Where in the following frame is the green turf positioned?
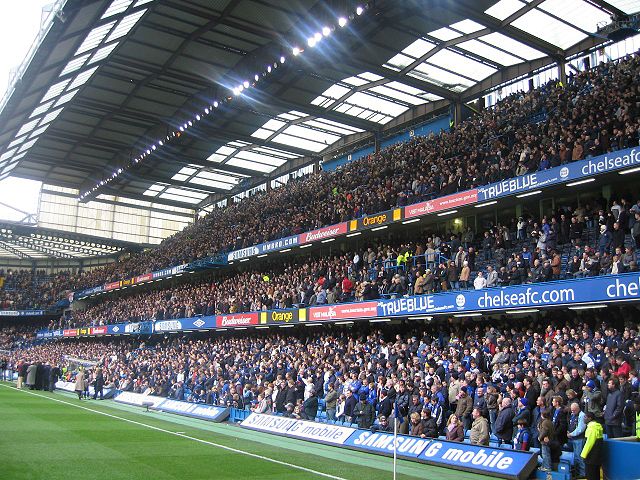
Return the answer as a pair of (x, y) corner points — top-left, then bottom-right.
(0, 383), (496, 480)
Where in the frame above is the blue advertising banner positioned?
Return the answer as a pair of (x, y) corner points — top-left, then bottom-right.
(227, 235), (299, 262)
(344, 430), (432, 456)
(152, 264), (187, 280)
(418, 439), (537, 479)
(154, 315), (217, 332)
(0, 310), (45, 317)
(478, 147), (640, 201)
(376, 272), (640, 317)
(241, 413), (536, 480)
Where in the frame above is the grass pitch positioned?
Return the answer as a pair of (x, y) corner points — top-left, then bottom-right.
(0, 384), (495, 480)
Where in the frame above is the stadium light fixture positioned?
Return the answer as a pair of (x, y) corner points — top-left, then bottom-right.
(437, 210), (458, 216)
(453, 313), (482, 317)
(243, 80), (249, 88)
(255, 326), (269, 329)
(370, 318), (391, 323)
(335, 321), (354, 325)
(213, 101), (219, 108)
(568, 304), (607, 310)
(506, 309), (539, 315)
(279, 324), (295, 328)
(566, 178), (594, 187)
(516, 190), (542, 198)
(619, 166), (640, 175)
(322, 26), (331, 36)
(356, 6), (364, 15)
(307, 37), (317, 47)
(299, 244), (312, 249)
(371, 225), (388, 231)
(338, 17), (348, 27)
(292, 46), (301, 56)
(239, 258), (250, 262)
(280, 248), (292, 253)
(257, 254), (268, 258)
(305, 323), (322, 327)
(321, 238), (335, 243)
(402, 218), (420, 224)
(474, 201), (497, 208)
(280, 56), (286, 64)
(346, 232), (361, 237)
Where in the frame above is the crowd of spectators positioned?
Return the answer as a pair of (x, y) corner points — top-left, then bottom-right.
(42, 192), (638, 330)
(0, 269), (73, 310)
(1, 53), (635, 304)
(6, 310), (640, 475)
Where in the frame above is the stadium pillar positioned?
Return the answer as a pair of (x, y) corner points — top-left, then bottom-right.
(374, 132), (381, 154)
(557, 60), (567, 87)
(453, 101), (462, 127)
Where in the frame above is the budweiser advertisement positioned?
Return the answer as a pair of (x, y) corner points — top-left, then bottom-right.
(404, 189), (478, 219)
(298, 222), (348, 244)
(104, 281), (121, 291)
(135, 273), (153, 283)
(307, 302), (378, 321)
(216, 313), (260, 328)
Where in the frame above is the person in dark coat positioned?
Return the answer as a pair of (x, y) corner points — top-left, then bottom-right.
(35, 362), (45, 390)
(303, 388), (318, 421)
(495, 397), (515, 445)
(93, 367), (105, 400)
(343, 390), (357, 425)
(274, 380), (287, 413)
(420, 409), (438, 438)
(41, 363), (51, 391)
(353, 394), (375, 429)
(378, 389), (392, 419)
(604, 378), (624, 438)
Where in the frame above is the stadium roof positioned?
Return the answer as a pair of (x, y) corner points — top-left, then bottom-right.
(0, 220), (138, 259)
(0, 0), (637, 210)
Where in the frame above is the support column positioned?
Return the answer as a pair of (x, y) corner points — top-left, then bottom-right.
(558, 59), (567, 86)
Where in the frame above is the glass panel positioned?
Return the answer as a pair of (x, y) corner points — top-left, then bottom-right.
(450, 19), (485, 34)
(539, 0), (611, 33)
(481, 32), (546, 60)
(457, 39), (523, 65)
(429, 27), (461, 41)
(429, 49), (497, 80)
(511, 9), (587, 49)
(485, 0), (525, 20)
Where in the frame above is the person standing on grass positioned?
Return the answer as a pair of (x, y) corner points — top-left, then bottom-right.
(74, 368), (86, 400)
(93, 367), (104, 400)
(17, 360), (26, 389)
(26, 362), (36, 390)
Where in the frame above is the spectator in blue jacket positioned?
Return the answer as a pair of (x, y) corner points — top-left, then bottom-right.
(604, 378), (624, 438)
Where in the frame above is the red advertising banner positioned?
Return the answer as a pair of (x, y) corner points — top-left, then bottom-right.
(90, 326), (108, 335)
(298, 222), (348, 244)
(216, 313), (260, 328)
(404, 189), (478, 219)
(307, 302), (378, 322)
(63, 329), (78, 337)
(104, 281), (121, 291)
(135, 273), (153, 283)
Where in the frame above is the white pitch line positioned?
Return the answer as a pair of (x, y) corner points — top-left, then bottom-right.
(2, 385), (347, 480)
